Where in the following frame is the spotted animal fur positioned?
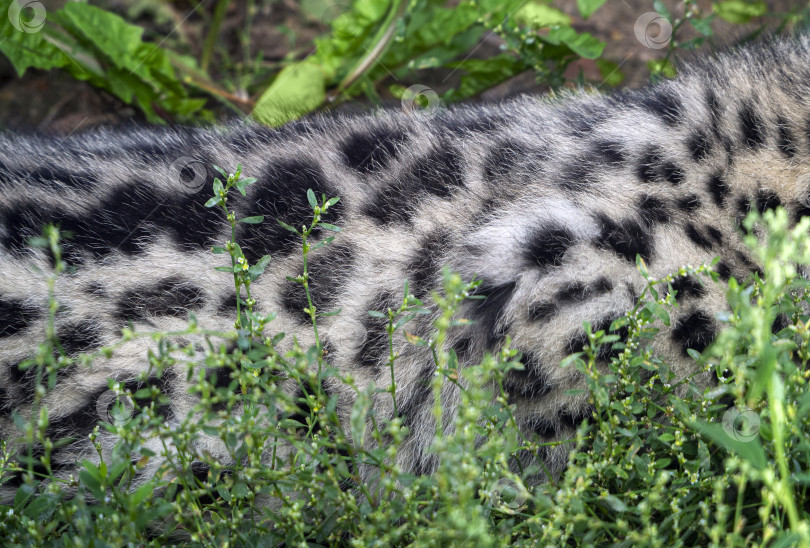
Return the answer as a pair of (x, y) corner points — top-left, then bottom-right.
(2, 37), (810, 502)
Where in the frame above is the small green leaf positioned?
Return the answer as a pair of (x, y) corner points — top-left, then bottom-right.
(217, 485), (232, 502)
(234, 179), (249, 196)
(232, 481), (249, 499)
(204, 197), (220, 208)
(307, 188), (317, 209)
(404, 332), (426, 345)
(600, 494), (627, 512)
(279, 418), (306, 429)
(277, 220), (299, 234)
(212, 246), (227, 254)
(319, 223), (341, 232)
(311, 236), (336, 251)
(350, 387), (373, 447)
(368, 311), (386, 318)
(248, 255), (271, 281)
(79, 462), (104, 500)
(130, 482), (154, 507)
(644, 302), (671, 326)
(237, 215), (265, 224)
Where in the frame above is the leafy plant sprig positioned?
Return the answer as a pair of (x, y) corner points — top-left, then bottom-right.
(206, 164), (272, 341)
(278, 189), (341, 366)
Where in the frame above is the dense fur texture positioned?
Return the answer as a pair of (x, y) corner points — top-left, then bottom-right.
(2, 37), (810, 502)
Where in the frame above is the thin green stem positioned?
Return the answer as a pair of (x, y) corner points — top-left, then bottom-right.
(201, 0), (231, 73)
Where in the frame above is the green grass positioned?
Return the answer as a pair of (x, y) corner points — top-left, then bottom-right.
(2, 166), (810, 546)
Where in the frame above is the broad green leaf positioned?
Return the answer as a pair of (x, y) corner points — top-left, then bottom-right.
(691, 420), (766, 470)
(354, 0), (390, 21)
(53, 3), (145, 70)
(595, 59), (624, 87)
(543, 27), (605, 60)
(253, 61), (326, 127)
(443, 55), (524, 102)
(577, 0), (607, 18)
(0, 13), (68, 75)
(648, 58), (676, 78)
(130, 482), (154, 507)
(22, 493), (57, 520)
(515, 3), (571, 27)
(653, 0), (671, 19)
(689, 16), (714, 36)
(714, 1), (767, 24)
(1, 0), (204, 122)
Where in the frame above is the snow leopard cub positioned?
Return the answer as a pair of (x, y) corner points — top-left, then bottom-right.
(2, 36), (810, 502)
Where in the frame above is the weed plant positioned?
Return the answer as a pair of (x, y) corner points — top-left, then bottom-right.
(1, 169), (810, 546)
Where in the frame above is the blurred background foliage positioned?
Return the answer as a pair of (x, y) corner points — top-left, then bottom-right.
(0, 0), (808, 131)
